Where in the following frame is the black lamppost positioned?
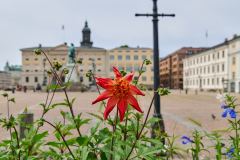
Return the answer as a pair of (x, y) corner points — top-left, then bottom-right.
(135, 0), (175, 138)
(42, 58), (47, 86)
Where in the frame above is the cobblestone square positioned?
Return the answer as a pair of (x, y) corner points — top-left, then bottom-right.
(0, 90), (234, 142)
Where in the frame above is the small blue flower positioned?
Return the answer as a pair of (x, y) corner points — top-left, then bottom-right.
(181, 136), (193, 144)
(226, 147), (234, 158)
(222, 108), (236, 119)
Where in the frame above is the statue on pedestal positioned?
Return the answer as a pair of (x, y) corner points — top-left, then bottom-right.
(68, 43), (75, 63)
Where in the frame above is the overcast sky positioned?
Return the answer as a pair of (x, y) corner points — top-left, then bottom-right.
(0, 0), (239, 69)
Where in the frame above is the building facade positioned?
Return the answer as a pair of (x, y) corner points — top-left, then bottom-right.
(160, 47), (206, 89)
(0, 71), (11, 90)
(108, 46), (154, 88)
(20, 21), (108, 88)
(4, 62), (22, 86)
(20, 22), (154, 89)
(183, 34), (240, 92)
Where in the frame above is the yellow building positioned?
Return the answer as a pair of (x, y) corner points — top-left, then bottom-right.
(20, 22), (154, 89)
(20, 22), (107, 88)
(108, 46), (153, 88)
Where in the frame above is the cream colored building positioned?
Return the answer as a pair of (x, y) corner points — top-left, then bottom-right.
(20, 22), (154, 89)
(108, 46), (154, 88)
(183, 34), (240, 92)
(20, 21), (108, 88)
(0, 71), (11, 90)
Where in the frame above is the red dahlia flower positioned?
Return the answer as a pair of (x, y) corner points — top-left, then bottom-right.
(92, 67), (145, 121)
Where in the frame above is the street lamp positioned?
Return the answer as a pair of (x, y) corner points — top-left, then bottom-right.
(135, 0), (175, 139)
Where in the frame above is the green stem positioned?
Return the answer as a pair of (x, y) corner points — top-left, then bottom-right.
(110, 109), (118, 160)
(12, 126), (21, 160)
(126, 92), (157, 160)
(43, 119), (76, 160)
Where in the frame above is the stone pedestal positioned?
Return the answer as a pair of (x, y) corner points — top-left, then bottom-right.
(65, 63), (79, 83)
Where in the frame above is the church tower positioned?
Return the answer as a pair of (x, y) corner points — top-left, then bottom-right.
(80, 21), (93, 47)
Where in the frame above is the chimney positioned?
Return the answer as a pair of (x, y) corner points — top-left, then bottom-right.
(38, 44), (42, 48)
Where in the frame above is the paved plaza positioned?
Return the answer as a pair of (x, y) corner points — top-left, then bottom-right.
(0, 90), (236, 143)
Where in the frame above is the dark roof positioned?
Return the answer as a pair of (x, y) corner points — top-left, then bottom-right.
(20, 44), (106, 52)
(110, 46), (152, 51)
(160, 47), (207, 61)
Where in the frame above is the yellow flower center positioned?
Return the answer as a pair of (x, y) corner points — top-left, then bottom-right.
(112, 78), (130, 98)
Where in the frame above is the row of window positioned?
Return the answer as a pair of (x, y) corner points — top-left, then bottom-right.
(185, 50), (225, 66)
(25, 76), (38, 83)
(110, 66), (153, 72)
(112, 50), (148, 53)
(185, 77), (225, 86)
(25, 57), (103, 62)
(110, 55), (151, 61)
(185, 63), (225, 76)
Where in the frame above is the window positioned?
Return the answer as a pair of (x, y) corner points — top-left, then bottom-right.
(232, 57), (236, 65)
(217, 78), (219, 85)
(134, 65), (139, 71)
(34, 77), (38, 82)
(80, 77), (83, 82)
(212, 65), (215, 72)
(35, 70), (38, 72)
(25, 58), (29, 61)
(222, 64), (224, 72)
(222, 51), (225, 58)
(217, 64), (219, 72)
(208, 55), (210, 61)
(134, 55), (138, 60)
(110, 55), (114, 60)
(126, 55), (130, 60)
(212, 54), (215, 60)
(217, 52), (219, 59)
(26, 70), (29, 72)
(212, 78), (214, 85)
(142, 76), (147, 81)
(26, 77), (29, 83)
(142, 55), (147, 60)
(97, 69), (101, 72)
(232, 72), (236, 80)
(118, 55), (122, 60)
(35, 58), (38, 61)
(97, 58), (101, 61)
(126, 66), (132, 72)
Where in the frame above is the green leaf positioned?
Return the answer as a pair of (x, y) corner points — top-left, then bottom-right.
(76, 136), (89, 146)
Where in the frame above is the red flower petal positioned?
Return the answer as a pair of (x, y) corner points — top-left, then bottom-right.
(92, 90), (112, 104)
(128, 95), (143, 113)
(104, 96), (119, 119)
(130, 85), (145, 96)
(124, 72), (134, 82)
(96, 77), (113, 89)
(117, 99), (128, 121)
(113, 66), (122, 78)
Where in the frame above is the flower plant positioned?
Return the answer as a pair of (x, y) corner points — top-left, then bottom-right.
(0, 48), (240, 159)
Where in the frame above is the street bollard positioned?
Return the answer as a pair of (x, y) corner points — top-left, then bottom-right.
(19, 111), (34, 139)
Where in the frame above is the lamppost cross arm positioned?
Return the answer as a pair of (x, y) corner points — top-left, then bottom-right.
(135, 13), (175, 17)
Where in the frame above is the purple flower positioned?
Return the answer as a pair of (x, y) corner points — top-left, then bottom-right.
(222, 108), (236, 119)
(220, 103), (228, 109)
(226, 147), (234, 158)
(181, 136), (193, 144)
